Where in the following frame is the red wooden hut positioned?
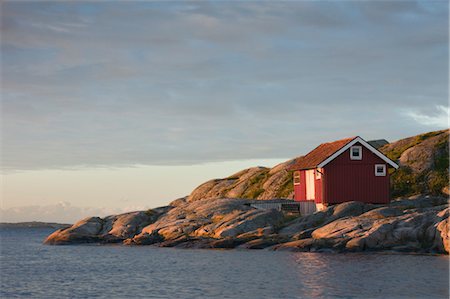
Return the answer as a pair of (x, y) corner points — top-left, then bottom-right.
(290, 136), (398, 213)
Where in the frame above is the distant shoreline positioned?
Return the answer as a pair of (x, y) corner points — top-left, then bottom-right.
(0, 221), (71, 229)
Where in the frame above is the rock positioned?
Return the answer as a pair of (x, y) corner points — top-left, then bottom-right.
(390, 196), (448, 210)
(272, 239), (316, 252)
(45, 209), (166, 245)
(291, 228), (316, 240)
(186, 160), (297, 203)
(44, 217), (103, 245)
(169, 197), (187, 207)
(239, 235), (285, 249)
(209, 237), (246, 249)
(213, 209), (283, 238)
(279, 201), (376, 238)
(311, 217), (369, 240)
(107, 211), (154, 239)
(125, 231), (163, 245)
(310, 204), (449, 253)
(158, 235), (191, 247)
(361, 207), (404, 219)
(397, 133), (446, 173)
(380, 130), (449, 197)
(236, 226), (274, 239)
(130, 198), (284, 247)
(44, 190), (449, 255)
(278, 208), (332, 236)
(331, 201), (375, 219)
(174, 238), (214, 249)
(345, 237), (365, 251)
(272, 238), (345, 252)
(436, 218), (449, 253)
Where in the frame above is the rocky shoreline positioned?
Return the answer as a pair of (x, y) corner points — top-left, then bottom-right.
(44, 196), (449, 254)
(44, 129), (449, 254)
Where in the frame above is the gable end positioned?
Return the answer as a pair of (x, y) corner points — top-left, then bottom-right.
(317, 136), (399, 169)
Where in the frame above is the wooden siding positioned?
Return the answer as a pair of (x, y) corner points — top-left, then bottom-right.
(323, 142), (391, 204)
(294, 170), (307, 201)
(295, 169), (324, 204)
(314, 170), (323, 204)
(249, 201), (300, 213)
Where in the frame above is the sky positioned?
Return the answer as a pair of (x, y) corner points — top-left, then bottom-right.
(1, 0), (448, 223)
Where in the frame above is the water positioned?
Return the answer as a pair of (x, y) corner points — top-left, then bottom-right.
(1, 228), (448, 299)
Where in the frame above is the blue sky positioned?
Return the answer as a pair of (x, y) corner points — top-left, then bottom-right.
(1, 1), (448, 222)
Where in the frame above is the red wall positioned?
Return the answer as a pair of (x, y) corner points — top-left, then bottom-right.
(294, 169), (323, 203)
(294, 170), (306, 201)
(323, 143), (391, 204)
(315, 173), (323, 204)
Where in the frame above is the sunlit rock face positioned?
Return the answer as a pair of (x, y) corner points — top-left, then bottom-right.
(44, 209), (168, 245)
(274, 197), (448, 253)
(187, 160), (299, 203)
(128, 198), (285, 245)
(44, 196), (449, 255)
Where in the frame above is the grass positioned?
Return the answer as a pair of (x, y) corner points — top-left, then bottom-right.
(383, 130), (445, 161)
(390, 136), (449, 197)
(385, 130), (449, 197)
(241, 169), (270, 199)
(276, 173), (294, 198)
(391, 166), (421, 197)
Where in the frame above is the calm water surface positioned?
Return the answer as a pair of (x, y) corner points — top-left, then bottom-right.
(1, 228), (448, 298)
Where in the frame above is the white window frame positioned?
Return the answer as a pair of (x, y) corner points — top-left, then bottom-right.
(375, 164), (386, 176)
(293, 171), (301, 185)
(350, 146), (362, 160)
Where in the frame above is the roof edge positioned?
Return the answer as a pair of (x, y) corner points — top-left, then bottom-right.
(317, 136), (399, 169)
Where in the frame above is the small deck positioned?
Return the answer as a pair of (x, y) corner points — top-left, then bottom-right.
(245, 199), (318, 215)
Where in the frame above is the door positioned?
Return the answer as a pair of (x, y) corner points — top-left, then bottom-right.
(306, 169), (315, 200)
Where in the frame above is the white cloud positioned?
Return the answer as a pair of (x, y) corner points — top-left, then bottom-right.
(404, 105), (449, 128)
(1, 1), (448, 171)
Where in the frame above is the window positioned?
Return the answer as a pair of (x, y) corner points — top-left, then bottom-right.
(375, 164), (386, 176)
(315, 168), (322, 179)
(293, 171), (301, 185)
(350, 146), (362, 160)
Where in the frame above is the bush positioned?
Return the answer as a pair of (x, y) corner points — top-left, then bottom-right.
(275, 173), (294, 198)
(242, 170), (269, 199)
(391, 166), (421, 197)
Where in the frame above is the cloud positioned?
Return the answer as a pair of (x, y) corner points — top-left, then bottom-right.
(0, 201), (150, 223)
(1, 1), (448, 171)
(404, 105), (449, 127)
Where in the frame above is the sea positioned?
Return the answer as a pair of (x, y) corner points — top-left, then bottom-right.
(0, 227), (448, 299)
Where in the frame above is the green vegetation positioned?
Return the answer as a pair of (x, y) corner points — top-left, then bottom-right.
(389, 130), (449, 197)
(383, 130), (445, 161)
(275, 173), (294, 198)
(241, 169), (270, 199)
(391, 167), (421, 197)
(391, 164), (448, 197)
(427, 171), (448, 195)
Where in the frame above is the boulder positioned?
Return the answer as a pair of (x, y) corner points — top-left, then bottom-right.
(44, 217), (103, 245)
(239, 235), (285, 249)
(272, 238), (345, 252)
(130, 198), (284, 246)
(45, 209), (166, 245)
(124, 231), (163, 245)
